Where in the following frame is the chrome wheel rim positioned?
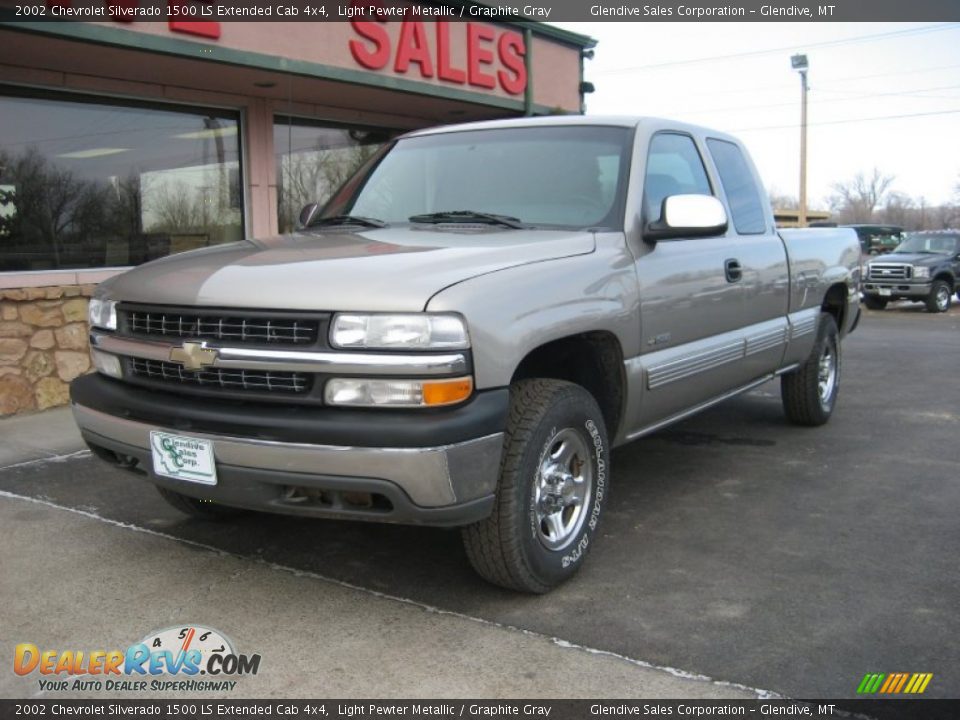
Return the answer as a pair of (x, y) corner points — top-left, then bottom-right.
(534, 428), (593, 551)
(818, 343), (837, 409)
(936, 286), (949, 311)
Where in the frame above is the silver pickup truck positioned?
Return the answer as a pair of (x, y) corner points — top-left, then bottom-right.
(71, 116), (860, 593)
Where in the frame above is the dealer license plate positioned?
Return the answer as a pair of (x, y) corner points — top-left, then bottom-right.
(150, 431), (217, 485)
(878, 288), (892, 297)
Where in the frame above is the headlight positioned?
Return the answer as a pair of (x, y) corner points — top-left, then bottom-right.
(330, 314), (469, 350)
(863, 264), (872, 279)
(88, 298), (118, 331)
(912, 266), (930, 279)
(325, 377), (473, 407)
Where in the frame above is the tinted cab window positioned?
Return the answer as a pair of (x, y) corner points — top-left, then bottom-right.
(643, 133), (712, 222)
(707, 139), (767, 234)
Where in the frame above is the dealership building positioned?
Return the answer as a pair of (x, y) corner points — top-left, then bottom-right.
(0, 16), (594, 415)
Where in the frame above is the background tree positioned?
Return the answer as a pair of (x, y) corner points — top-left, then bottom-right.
(767, 186), (798, 211)
(828, 168), (895, 224)
(0, 146), (112, 269)
(877, 191), (914, 227)
(277, 141), (381, 233)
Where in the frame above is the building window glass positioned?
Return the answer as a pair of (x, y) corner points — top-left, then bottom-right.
(274, 118), (394, 234)
(0, 91), (243, 273)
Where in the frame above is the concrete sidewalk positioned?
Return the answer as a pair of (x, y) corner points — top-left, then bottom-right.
(0, 406), (85, 467)
(1, 408), (759, 700)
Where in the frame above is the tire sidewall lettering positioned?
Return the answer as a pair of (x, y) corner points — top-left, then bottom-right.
(585, 418), (605, 532)
(525, 410), (608, 573)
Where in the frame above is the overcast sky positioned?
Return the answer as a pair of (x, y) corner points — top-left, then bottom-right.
(553, 22), (960, 210)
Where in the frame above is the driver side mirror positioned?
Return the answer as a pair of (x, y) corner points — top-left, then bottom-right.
(644, 194), (728, 243)
(299, 203), (319, 229)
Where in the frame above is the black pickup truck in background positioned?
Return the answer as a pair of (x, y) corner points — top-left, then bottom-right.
(845, 224), (904, 255)
(862, 230), (960, 313)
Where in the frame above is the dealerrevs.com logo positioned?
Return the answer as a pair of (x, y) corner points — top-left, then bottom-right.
(14, 625), (261, 693)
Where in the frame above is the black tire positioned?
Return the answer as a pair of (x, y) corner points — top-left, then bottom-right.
(156, 486), (245, 520)
(925, 280), (951, 313)
(781, 313), (840, 427)
(863, 295), (888, 310)
(461, 379), (609, 593)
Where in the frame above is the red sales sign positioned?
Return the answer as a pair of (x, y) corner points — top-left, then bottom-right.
(44, 2), (527, 95)
(350, 20), (526, 95)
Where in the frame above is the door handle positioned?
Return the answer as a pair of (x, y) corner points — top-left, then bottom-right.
(724, 258), (742, 283)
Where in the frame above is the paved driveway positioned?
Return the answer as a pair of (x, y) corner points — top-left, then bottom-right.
(2, 303), (958, 699)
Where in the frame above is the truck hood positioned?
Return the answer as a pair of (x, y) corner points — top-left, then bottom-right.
(870, 252), (946, 266)
(100, 227), (596, 311)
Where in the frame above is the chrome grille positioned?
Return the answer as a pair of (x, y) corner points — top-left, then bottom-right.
(124, 310), (318, 345)
(130, 358), (310, 394)
(868, 263), (911, 280)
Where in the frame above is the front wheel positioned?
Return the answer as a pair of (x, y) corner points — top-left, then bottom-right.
(925, 280), (951, 313)
(781, 313), (840, 427)
(863, 295), (888, 311)
(462, 379), (609, 593)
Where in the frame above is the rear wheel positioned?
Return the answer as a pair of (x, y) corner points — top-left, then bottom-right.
(781, 313), (840, 427)
(863, 295), (888, 310)
(925, 280), (951, 313)
(462, 379), (609, 593)
(156, 487), (245, 520)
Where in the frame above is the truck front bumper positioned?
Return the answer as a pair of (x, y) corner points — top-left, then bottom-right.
(862, 281), (932, 299)
(70, 374), (507, 526)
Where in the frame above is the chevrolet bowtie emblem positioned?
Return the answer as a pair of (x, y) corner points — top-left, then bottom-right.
(169, 342), (218, 371)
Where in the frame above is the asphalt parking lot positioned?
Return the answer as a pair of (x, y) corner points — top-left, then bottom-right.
(2, 301), (958, 701)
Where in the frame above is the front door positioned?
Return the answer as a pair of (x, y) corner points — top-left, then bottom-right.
(631, 132), (746, 429)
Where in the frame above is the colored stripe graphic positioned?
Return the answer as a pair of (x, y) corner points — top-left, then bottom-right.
(857, 673), (885, 694)
(905, 673), (933, 694)
(857, 672), (932, 694)
(890, 673), (910, 693)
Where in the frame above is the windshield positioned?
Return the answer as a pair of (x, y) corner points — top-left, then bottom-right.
(894, 233), (960, 255)
(320, 125), (632, 230)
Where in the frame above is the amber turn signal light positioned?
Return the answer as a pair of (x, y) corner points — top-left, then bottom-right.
(422, 377), (473, 406)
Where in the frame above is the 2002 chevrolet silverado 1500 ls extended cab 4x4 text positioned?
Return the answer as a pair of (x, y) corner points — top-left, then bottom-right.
(71, 116), (860, 593)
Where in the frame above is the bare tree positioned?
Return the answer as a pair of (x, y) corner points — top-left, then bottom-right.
(828, 168), (896, 224)
(0, 146), (111, 268)
(878, 191), (914, 227)
(929, 203), (960, 230)
(277, 143), (380, 233)
(767, 186), (798, 211)
(146, 180), (202, 233)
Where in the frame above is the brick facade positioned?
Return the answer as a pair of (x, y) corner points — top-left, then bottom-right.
(0, 285), (96, 416)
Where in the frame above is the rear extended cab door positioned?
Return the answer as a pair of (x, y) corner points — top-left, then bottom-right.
(619, 121), (789, 440)
(702, 135), (791, 381)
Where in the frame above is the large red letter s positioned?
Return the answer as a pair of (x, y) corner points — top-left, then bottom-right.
(350, 20), (390, 70)
(497, 31), (526, 96)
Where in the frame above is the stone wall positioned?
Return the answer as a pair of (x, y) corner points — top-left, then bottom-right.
(0, 285), (96, 417)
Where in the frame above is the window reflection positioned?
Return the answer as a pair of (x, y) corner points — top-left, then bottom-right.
(0, 93), (243, 272)
(274, 119), (394, 234)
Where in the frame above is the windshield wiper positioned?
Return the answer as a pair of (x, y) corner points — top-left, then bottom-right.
(409, 210), (525, 229)
(310, 215), (387, 229)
